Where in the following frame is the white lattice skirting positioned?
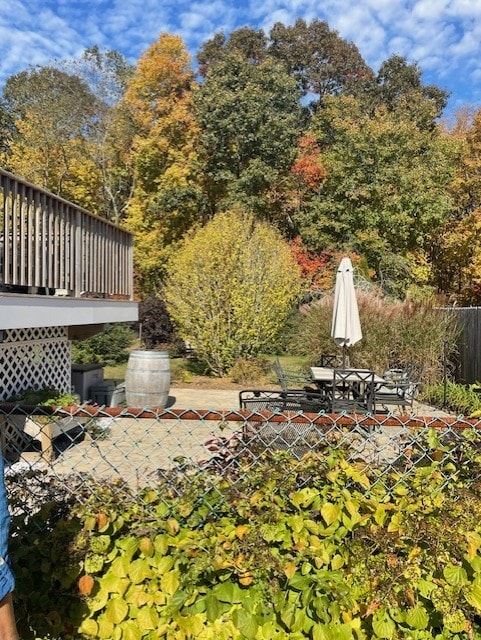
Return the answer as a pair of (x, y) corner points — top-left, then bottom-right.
(0, 327), (71, 401)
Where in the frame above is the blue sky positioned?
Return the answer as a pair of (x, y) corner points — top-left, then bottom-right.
(2, 0), (481, 120)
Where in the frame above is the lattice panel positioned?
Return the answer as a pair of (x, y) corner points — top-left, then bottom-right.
(1, 327), (67, 343)
(0, 327), (70, 400)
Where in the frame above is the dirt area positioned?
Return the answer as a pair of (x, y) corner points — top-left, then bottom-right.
(170, 376), (246, 390)
(170, 372), (279, 391)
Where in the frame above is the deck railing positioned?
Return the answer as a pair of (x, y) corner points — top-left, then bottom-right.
(0, 168), (134, 299)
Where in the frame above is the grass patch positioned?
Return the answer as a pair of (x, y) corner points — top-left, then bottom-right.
(104, 354), (311, 389)
(103, 362), (127, 381)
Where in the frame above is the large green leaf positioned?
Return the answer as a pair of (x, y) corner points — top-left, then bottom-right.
(136, 606), (159, 630)
(110, 555), (130, 578)
(372, 612), (395, 639)
(405, 606), (429, 630)
(213, 581), (244, 604)
(78, 618), (98, 637)
(205, 594), (222, 622)
(104, 596), (129, 624)
(121, 619), (142, 640)
(443, 564), (468, 586)
(288, 573), (310, 591)
(177, 613), (205, 636)
(161, 569), (180, 595)
(287, 514), (305, 533)
(128, 558), (152, 584)
(97, 614), (114, 639)
(290, 487), (319, 509)
(99, 573), (130, 596)
(232, 608), (259, 639)
(312, 622), (353, 640)
(312, 623), (332, 640)
(321, 502), (341, 526)
(464, 584), (481, 610)
(88, 588), (109, 613)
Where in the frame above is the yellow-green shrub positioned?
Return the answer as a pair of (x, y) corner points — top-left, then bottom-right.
(164, 209), (302, 375)
(11, 440), (481, 639)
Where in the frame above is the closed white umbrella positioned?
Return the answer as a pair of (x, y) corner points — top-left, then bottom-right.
(331, 257), (362, 366)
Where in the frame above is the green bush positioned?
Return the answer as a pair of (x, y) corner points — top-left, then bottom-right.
(72, 323), (135, 366)
(164, 209), (302, 376)
(289, 291), (459, 385)
(11, 447), (481, 639)
(6, 387), (78, 405)
(229, 357), (272, 385)
(422, 380), (481, 416)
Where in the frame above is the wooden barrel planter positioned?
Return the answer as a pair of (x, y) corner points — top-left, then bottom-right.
(125, 350), (171, 408)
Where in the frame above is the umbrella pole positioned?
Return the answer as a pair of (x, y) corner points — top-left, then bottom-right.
(342, 346), (347, 368)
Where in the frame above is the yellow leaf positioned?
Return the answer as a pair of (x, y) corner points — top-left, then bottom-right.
(284, 562), (297, 579)
(235, 524), (250, 539)
(321, 502), (341, 526)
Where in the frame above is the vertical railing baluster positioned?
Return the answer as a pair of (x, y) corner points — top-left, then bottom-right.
(0, 168), (133, 298)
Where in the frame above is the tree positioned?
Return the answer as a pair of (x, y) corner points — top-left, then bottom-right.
(448, 107), (481, 218)
(364, 55), (449, 129)
(0, 66), (98, 197)
(268, 18), (374, 107)
(163, 209), (302, 375)
(194, 53), (302, 223)
(122, 33), (205, 294)
(197, 19), (374, 111)
(0, 51), (137, 221)
(62, 47), (136, 222)
(296, 95), (461, 277)
(430, 210), (481, 304)
(197, 27), (268, 75)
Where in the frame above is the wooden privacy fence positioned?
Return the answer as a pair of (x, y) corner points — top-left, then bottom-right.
(449, 307), (481, 384)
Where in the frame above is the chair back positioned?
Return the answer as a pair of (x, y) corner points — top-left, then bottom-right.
(240, 388), (327, 413)
(377, 363), (423, 411)
(272, 357), (312, 391)
(331, 369), (375, 414)
(318, 354), (349, 368)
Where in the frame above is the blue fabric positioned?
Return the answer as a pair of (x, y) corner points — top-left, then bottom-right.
(0, 455), (14, 601)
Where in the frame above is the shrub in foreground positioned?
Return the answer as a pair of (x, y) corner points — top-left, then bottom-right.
(10, 446), (481, 639)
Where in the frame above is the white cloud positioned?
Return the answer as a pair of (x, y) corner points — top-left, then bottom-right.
(1, 0), (481, 117)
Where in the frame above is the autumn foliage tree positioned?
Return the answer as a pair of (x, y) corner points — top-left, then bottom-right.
(430, 209), (481, 305)
(298, 95), (461, 273)
(0, 18), (473, 303)
(122, 33), (205, 293)
(163, 209), (302, 375)
(0, 66), (98, 198)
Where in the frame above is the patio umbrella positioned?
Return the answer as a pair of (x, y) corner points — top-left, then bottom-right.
(331, 257), (362, 367)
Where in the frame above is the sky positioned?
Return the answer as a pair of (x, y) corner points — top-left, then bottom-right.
(2, 0), (481, 121)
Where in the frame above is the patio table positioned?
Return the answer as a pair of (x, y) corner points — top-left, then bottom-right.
(310, 367), (387, 413)
(310, 367), (386, 387)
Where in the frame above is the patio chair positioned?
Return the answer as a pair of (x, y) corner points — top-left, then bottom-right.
(272, 358), (316, 393)
(239, 388), (329, 459)
(317, 353), (349, 368)
(239, 388), (328, 414)
(331, 368), (375, 414)
(375, 363), (423, 413)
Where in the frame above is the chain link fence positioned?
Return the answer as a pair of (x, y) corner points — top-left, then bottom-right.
(1, 402), (480, 527)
